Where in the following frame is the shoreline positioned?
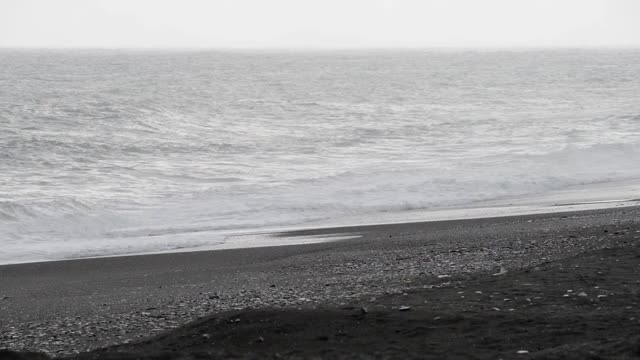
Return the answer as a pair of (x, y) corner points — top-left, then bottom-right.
(1, 205), (639, 357)
(2, 196), (639, 267)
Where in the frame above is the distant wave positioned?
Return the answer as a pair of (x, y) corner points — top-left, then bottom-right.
(0, 198), (93, 222)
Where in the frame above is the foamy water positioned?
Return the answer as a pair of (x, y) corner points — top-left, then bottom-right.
(1, 49), (640, 264)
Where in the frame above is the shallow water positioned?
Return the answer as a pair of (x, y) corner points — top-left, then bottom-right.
(1, 49), (640, 263)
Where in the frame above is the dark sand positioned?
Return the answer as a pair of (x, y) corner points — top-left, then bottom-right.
(1, 206), (639, 359)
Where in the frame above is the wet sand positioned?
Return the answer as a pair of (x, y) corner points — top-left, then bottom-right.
(1, 206), (639, 358)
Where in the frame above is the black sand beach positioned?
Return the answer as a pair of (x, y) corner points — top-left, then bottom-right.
(1, 206), (640, 359)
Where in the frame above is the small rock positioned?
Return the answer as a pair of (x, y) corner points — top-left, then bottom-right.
(398, 306), (411, 311)
(517, 350), (529, 354)
(360, 307), (368, 314)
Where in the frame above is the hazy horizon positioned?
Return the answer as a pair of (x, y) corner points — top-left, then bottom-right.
(2, 45), (640, 52)
(2, 0), (640, 49)
(3, 46), (640, 51)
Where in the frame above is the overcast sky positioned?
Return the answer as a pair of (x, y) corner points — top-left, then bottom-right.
(1, 0), (639, 48)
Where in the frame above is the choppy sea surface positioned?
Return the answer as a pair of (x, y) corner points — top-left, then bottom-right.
(1, 49), (640, 264)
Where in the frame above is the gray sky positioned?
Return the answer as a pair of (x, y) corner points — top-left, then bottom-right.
(1, 0), (639, 48)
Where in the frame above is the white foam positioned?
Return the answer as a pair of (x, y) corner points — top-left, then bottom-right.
(2, 143), (640, 265)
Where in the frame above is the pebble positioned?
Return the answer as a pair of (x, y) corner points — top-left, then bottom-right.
(492, 267), (508, 276)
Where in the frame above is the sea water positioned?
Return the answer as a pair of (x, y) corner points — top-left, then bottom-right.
(1, 49), (640, 264)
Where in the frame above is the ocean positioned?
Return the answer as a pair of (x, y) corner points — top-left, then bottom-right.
(1, 49), (640, 264)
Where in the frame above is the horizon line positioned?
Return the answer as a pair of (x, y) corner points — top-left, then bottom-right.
(2, 44), (640, 52)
